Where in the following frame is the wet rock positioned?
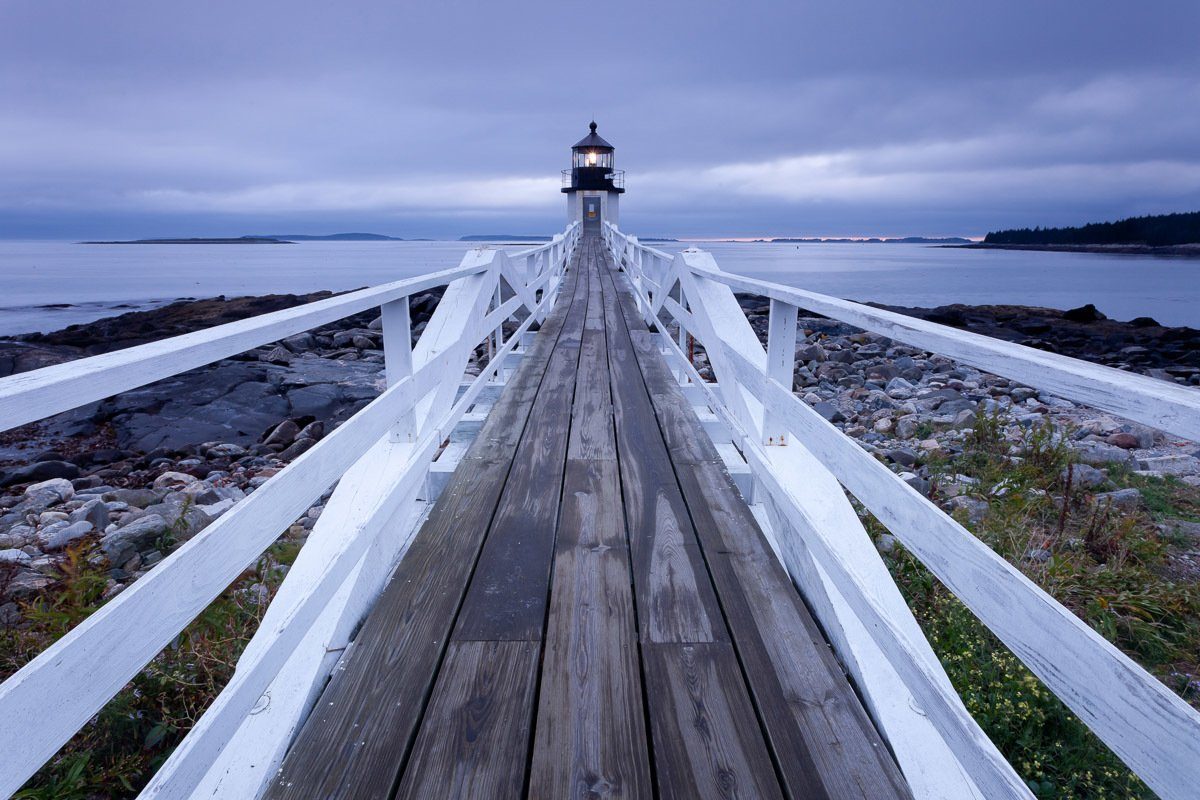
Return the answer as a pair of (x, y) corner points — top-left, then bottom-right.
(0, 460), (80, 488)
(263, 419), (300, 448)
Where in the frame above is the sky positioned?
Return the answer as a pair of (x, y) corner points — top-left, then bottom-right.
(2, 0), (1199, 240)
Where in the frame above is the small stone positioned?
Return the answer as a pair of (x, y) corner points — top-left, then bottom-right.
(1025, 548), (1052, 563)
(25, 477), (75, 503)
(811, 401), (845, 423)
(259, 345), (293, 365)
(1063, 464), (1106, 489)
(875, 533), (897, 554)
(951, 409), (977, 429)
(1106, 433), (1140, 450)
(947, 495), (988, 524)
(100, 514), (170, 564)
(887, 448), (918, 467)
(263, 419), (300, 448)
(206, 443), (247, 459)
(894, 415), (920, 439)
(154, 471), (199, 489)
(39, 520), (94, 551)
(37, 510), (70, 525)
(0, 548), (32, 566)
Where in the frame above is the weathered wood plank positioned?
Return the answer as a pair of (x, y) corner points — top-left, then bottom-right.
(264, 261), (586, 800)
(263, 457), (514, 800)
(452, 261), (588, 642)
(678, 462), (911, 800)
(394, 641), (541, 800)
(642, 642), (785, 800)
(528, 458), (652, 800)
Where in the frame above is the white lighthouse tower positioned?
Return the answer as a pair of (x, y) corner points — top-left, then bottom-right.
(561, 121), (625, 228)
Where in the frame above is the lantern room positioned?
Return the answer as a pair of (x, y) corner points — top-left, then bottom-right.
(562, 121), (624, 227)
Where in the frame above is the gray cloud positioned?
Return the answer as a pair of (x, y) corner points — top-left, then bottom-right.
(1, 0), (1198, 238)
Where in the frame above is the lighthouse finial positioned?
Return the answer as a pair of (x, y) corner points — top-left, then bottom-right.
(589, 120), (597, 133)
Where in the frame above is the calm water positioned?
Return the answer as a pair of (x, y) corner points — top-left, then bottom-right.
(0, 239), (1197, 335)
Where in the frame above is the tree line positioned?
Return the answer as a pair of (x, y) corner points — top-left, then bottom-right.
(984, 211), (1200, 246)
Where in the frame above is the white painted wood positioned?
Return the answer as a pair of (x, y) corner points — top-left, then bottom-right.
(718, 341), (1200, 800)
(0, 263), (481, 434)
(0, 357), (449, 797)
(0, 223), (579, 797)
(763, 298), (798, 446)
(647, 287), (1008, 799)
(698, 264), (1200, 442)
(382, 298), (416, 442)
(143, 435), (438, 799)
(608, 223), (1200, 798)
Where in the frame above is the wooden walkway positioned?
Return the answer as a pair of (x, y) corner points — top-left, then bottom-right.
(264, 229), (912, 800)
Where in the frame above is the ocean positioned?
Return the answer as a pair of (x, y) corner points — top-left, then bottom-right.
(1, 239), (1198, 336)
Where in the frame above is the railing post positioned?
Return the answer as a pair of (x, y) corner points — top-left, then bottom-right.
(382, 297), (417, 442)
(763, 298), (799, 445)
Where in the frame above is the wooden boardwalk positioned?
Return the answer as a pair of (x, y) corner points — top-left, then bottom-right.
(264, 229), (911, 800)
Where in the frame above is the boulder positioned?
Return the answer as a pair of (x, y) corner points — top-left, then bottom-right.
(263, 419), (300, 447)
(70, 497), (110, 530)
(0, 460), (80, 488)
(1094, 488), (1142, 511)
(1071, 441), (1137, 467)
(39, 520), (94, 551)
(100, 514), (170, 564)
(947, 496), (988, 525)
(25, 477), (75, 503)
(154, 471), (199, 489)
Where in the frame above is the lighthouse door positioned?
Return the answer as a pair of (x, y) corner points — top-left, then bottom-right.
(583, 196), (601, 224)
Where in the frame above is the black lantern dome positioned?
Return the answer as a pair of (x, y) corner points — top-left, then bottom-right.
(562, 121), (624, 193)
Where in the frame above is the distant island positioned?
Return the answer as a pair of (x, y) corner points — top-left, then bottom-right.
(249, 232), (405, 241)
(765, 236), (972, 244)
(460, 234), (552, 242)
(959, 211), (1200, 255)
(83, 237), (292, 245)
(84, 232), (408, 244)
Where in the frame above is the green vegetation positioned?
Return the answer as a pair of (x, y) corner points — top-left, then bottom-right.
(0, 534), (303, 798)
(984, 210), (1200, 247)
(879, 413), (1200, 798)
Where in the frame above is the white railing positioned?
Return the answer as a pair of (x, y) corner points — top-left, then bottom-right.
(604, 222), (1200, 800)
(0, 223), (581, 799)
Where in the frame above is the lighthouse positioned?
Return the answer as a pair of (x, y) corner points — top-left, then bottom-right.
(561, 121), (624, 227)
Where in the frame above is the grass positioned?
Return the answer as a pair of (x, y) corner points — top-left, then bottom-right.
(0, 534), (303, 799)
(880, 412), (1200, 798)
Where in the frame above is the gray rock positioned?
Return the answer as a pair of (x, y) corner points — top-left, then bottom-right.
(279, 437), (317, 460)
(263, 419), (300, 448)
(887, 448), (918, 467)
(951, 409), (977, 429)
(947, 496), (988, 525)
(206, 443), (247, 459)
(281, 332), (316, 353)
(259, 345), (293, 365)
(1063, 463), (1107, 489)
(1071, 441), (1137, 467)
(1137, 455), (1198, 476)
(1094, 488), (1142, 511)
(70, 498), (111, 530)
(811, 401), (845, 423)
(875, 533), (897, 554)
(894, 415), (921, 439)
(1025, 548), (1052, 563)
(100, 514), (170, 563)
(287, 384), (344, 418)
(0, 460), (80, 488)
(39, 520), (94, 551)
(25, 477), (75, 503)
(0, 548), (32, 566)
(103, 487), (163, 508)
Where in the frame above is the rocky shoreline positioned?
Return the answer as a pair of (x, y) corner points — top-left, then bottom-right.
(2, 291), (1199, 622)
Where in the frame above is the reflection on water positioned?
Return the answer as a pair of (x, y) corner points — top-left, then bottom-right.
(1, 239), (1198, 335)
